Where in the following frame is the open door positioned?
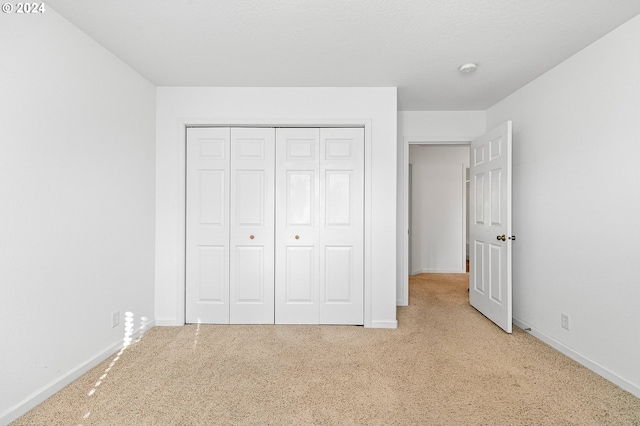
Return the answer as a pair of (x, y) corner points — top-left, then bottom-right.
(469, 121), (513, 333)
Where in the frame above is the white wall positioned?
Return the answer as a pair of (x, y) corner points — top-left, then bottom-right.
(486, 14), (640, 397)
(155, 87), (397, 328)
(0, 9), (157, 423)
(396, 112), (484, 303)
(409, 145), (469, 273)
(398, 111), (486, 142)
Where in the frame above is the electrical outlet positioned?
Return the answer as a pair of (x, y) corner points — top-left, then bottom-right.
(111, 311), (119, 328)
(561, 313), (570, 331)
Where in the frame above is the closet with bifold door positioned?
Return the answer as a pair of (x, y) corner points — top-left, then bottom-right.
(185, 126), (364, 325)
(186, 127), (275, 325)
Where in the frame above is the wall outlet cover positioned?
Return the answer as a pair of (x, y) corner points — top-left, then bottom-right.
(561, 313), (570, 330)
(111, 311), (119, 328)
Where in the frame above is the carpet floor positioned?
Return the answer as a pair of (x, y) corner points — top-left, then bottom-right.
(14, 273), (640, 425)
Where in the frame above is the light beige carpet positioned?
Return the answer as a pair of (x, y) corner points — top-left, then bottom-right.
(15, 273), (640, 425)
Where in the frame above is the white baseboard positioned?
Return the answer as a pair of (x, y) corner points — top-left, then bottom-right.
(411, 268), (466, 274)
(513, 318), (640, 399)
(0, 321), (155, 426)
(155, 317), (181, 326)
(370, 320), (398, 329)
(159, 317), (398, 329)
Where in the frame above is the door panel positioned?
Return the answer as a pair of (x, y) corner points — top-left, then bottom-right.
(287, 171), (314, 226)
(325, 171), (351, 225)
(489, 243), (502, 302)
(230, 128), (275, 324)
(198, 171), (225, 224)
(197, 246), (226, 301)
(474, 173), (485, 224)
(473, 241), (485, 293)
(186, 127), (231, 324)
(235, 246), (264, 302)
(319, 128), (364, 325)
(286, 138), (317, 161)
(285, 246), (316, 303)
(324, 246), (353, 302)
(469, 121), (512, 333)
(490, 169), (502, 225)
(236, 171), (265, 226)
(276, 128), (321, 324)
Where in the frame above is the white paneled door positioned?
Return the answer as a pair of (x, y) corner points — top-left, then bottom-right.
(187, 126), (363, 325)
(186, 127), (275, 324)
(274, 128), (321, 324)
(275, 128), (364, 325)
(186, 127), (231, 324)
(469, 121), (513, 333)
(319, 128), (364, 324)
(229, 128), (275, 324)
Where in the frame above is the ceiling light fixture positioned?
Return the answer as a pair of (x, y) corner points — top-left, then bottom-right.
(459, 63), (477, 73)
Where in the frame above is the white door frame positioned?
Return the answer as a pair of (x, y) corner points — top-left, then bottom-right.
(408, 163), (413, 276)
(399, 136), (472, 306)
(176, 118), (373, 326)
(462, 163), (470, 272)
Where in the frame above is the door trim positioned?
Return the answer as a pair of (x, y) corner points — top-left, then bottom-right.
(176, 118), (373, 327)
(462, 163), (470, 272)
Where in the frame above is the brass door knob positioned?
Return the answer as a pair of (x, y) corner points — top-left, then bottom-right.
(250, 235), (254, 240)
(497, 234), (506, 241)
(295, 235), (300, 240)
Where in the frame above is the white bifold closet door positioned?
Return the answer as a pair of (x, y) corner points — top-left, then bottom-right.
(275, 128), (364, 325)
(186, 127), (231, 324)
(229, 128), (275, 324)
(186, 127), (275, 324)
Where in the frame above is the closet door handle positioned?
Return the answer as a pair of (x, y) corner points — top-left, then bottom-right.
(250, 235), (254, 240)
(295, 235), (300, 240)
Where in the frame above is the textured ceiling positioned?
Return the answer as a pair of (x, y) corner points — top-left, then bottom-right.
(48, 0), (640, 110)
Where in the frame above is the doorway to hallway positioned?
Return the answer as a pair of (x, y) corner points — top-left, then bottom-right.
(408, 144), (470, 276)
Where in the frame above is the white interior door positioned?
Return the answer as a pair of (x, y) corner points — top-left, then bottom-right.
(229, 128), (275, 324)
(186, 127), (231, 324)
(469, 121), (513, 333)
(275, 128), (364, 325)
(275, 128), (321, 324)
(188, 126), (364, 326)
(319, 128), (364, 324)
